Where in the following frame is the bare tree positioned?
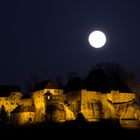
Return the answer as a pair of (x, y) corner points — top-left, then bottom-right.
(87, 62), (138, 92)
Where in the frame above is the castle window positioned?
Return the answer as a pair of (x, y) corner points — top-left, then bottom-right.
(47, 96), (50, 100)
(29, 117), (32, 122)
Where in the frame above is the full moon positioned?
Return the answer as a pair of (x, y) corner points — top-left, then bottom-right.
(88, 30), (106, 48)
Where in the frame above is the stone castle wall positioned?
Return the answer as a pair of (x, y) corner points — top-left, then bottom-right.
(0, 92), (22, 115)
(66, 90), (140, 123)
(0, 89), (140, 127)
(32, 89), (63, 122)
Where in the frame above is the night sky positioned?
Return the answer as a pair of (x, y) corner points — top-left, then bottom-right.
(0, 0), (140, 87)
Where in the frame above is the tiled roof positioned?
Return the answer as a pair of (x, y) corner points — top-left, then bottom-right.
(32, 79), (58, 91)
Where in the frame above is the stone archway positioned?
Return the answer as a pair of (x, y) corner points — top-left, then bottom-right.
(46, 103), (66, 122)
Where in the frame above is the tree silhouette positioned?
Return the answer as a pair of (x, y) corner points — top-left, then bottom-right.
(24, 75), (40, 94)
(85, 62), (136, 92)
(85, 68), (110, 92)
(0, 105), (9, 126)
(64, 76), (84, 92)
(96, 63), (138, 92)
(55, 75), (64, 89)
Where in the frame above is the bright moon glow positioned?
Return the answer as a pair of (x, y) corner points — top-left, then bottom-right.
(88, 30), (106, 48)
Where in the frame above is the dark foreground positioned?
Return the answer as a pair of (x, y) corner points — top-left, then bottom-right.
(1, 120), (140, 140)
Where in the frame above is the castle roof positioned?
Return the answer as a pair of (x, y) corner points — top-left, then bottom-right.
(44, 92), (52, 96)
(0, 85), (21, 97)
(32, 79), (58, 91)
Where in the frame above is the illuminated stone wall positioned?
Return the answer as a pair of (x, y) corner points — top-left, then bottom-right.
(65, 91), (81, 113)
(65, 90), (139, 123)
(0, 92), (22, 115)
(106, 90), (140, 122)
(80, 90), (100, 120)
(0, 92), (35, 125)
(32, 89), (63, 122)
(107, 90), (135, 103)
(63, 104), (76, 120)
(80, 90), (116, 120)
(11, 112), (35, 125)
(0, 88), (139, 127)
(20, 98), (34, 106)
(66, 90), (116, 120)
(46, 95), (76, 122)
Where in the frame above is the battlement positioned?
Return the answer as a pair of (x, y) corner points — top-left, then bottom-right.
(107, 90), (135, 103)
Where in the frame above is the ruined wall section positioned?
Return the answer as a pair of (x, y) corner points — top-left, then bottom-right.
(81, 90), (100, 120)
(0, 92), (23, 115)
(107, 90), (135, 103)
(65, 91), (81, 114)
(106, 90), (140, 124)
(80, 90), (116, 120)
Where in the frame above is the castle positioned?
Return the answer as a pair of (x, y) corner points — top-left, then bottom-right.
(0, 80), (140, 128)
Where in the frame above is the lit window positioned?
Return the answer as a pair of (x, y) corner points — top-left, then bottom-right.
(47, 96), (50, 100)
